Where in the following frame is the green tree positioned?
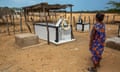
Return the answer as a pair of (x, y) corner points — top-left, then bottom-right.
(106, 0), (120, 13)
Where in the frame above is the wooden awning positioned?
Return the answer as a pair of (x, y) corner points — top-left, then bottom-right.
(22, 2), (73, 12)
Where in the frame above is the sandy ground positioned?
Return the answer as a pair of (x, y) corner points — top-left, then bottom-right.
(0, 28), (120, 72)
(0, 13), (120, 72)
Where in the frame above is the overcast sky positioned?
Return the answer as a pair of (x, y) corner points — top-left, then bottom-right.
(0, 0), (119, 11)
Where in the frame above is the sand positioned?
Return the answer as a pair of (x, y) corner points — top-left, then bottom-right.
(0, 30), (120, 72)
(0, 13), (120, 72)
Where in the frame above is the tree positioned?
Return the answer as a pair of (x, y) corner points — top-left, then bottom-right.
(106, 0), (120, 13)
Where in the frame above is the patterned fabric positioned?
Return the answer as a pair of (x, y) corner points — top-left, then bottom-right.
(90, 23), (106, 65)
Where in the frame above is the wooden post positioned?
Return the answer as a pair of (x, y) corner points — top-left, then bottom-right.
(20, 11), (23, 32)
(55, 11), (57, 23)
(106, 15), (109, 24)
(32, 8), (34, 21)
(31, 10), (35, 34)
(6, 15), (10, 35)
(31, 8), (35, 33)
(67, 16), (69, 23)
(84, 16), (86, 23)
(24, 10), (32, 33)
(88, 16), (91, 31)
(70, 6), (74, 39)
(9, 15), (12, 26)
(93, 16), (95, 24)
(65, 11), (67, 18)
(73, 16), (76, 27)
(118, 23), (120, 37)
(88, 16), (90, 24)
(13, 15), (15, 34)
(9, 15), (13, 33)
(113, 15), (115, 24)
(39, 10), (41, 21)
(44, 7), (50, 44)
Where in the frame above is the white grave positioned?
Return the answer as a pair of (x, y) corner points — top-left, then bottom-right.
(76, 17), (90, 32)
(76, 23), (90, 32)
(34, 18), (75, 44)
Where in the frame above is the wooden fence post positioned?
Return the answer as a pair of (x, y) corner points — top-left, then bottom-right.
(88, 16), (90, 24)
(112, 15), (115, 24)
(13, 15), (15, 34)
(20, 13), (23, 32)
(6, 15), (10, 35)
(88, 16), (91, 31)
(84, 16), (86, 23)
(93, 16), (95, 24)
(118, 23), (120, 37)
(73, 16), (76, 27)
(106, 15), (109, 24)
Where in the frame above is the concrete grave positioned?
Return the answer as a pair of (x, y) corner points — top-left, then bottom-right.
(15, 33), (39, 47)
(34, 18), (75, 45)
(106, 37), (120, 50)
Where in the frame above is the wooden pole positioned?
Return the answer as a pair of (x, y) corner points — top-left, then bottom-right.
(39, 10), (41, 21)
(118, 23), (120, 37)
(88, 16), (90, 24)
(65, 11), (67, 18)
(93, 16), (95, 24)
(24, 10), (32, 33)
(44, 7), (50, 44)
(24, 12), (26, 28)
(6, 15), (10, 35)
(84, 16), (86, 23)
(9, 15), (12, 32)
(31, 8), (34, 33)
(68, 16), (70, 24)
(20, 11), (23, 32)
(73, 16), (76, 27)
(70, 6), (74, 39)
(13, 15), (15, 34)
(31, 9), (35, 34)
(24, 14), (32, 33)
(88, 16), (91, 31)
(113, 15), (115, 24)
(55, 11), (57, 23)
(106, 15), (109, 24)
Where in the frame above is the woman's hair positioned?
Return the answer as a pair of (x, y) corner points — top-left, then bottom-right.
(96, 12), (105, 22)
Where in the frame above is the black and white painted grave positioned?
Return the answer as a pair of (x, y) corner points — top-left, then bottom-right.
(34, 18), (75, 44)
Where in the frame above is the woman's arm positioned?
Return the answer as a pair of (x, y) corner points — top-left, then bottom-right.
(89, 26), (96, 48)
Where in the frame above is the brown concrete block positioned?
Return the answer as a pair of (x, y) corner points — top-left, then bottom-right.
(106, 37), (120, 50)
(15, 33), (39, 47)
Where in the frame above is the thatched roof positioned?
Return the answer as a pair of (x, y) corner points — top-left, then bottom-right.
(23, 2), (73, 12)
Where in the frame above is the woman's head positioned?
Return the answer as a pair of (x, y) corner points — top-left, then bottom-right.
(96, 12), (105, 22)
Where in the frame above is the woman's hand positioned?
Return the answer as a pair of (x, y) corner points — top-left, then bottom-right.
(89, 41), (92, 50)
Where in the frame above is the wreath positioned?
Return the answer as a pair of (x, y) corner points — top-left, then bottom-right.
(61, 19), (70, 30)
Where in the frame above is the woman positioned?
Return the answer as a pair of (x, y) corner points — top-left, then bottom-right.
(88, 13), (106, 72)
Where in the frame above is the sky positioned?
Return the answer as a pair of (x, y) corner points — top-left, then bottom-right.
(0, 0), (120, 11)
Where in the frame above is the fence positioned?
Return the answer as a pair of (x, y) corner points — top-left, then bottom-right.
(63, 13), (120, 37)
(0, 13), (120, 37)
